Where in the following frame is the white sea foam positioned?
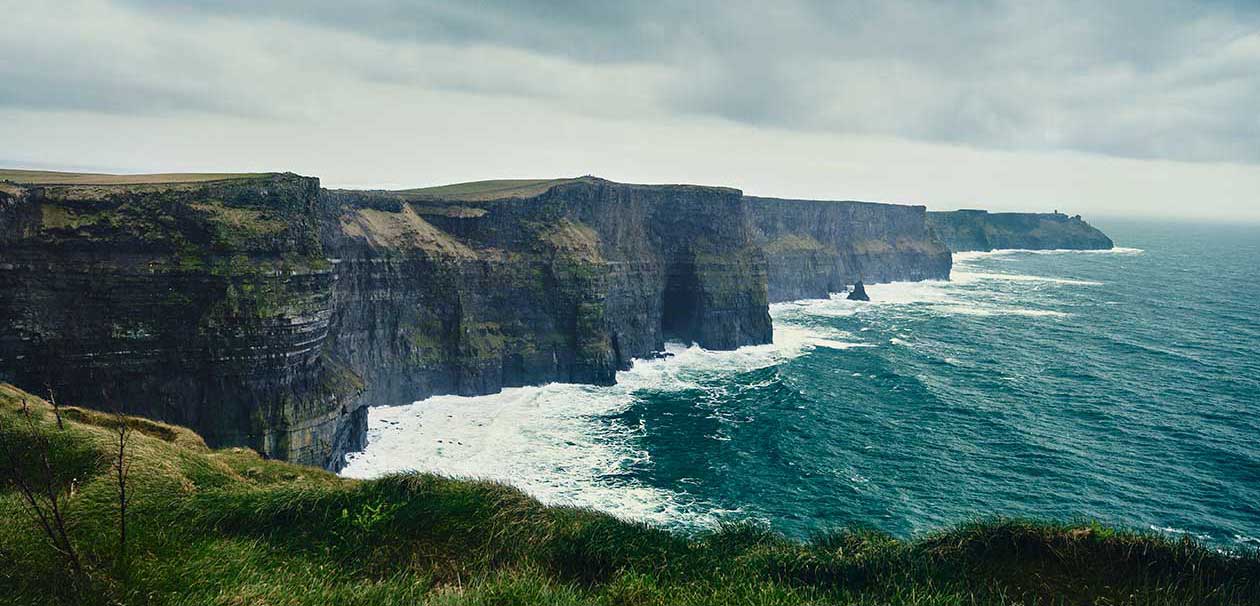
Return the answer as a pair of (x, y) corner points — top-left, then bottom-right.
(940, 305), (1070, 318)
(341, 250), (1078, 528)
(1025, 246), (1144, 255)
(340, 319), (865, 527)
(952, 271), (1102, 286)
(785, 281), (1070, 319)
(1150, 525), (1213, 541)
(957, 247), (1143, 258)
(341, 366), (719, 527)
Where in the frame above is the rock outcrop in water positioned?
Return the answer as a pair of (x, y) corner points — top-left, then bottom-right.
(847, 281), (870, 301)
(926, 210), (1113, 252)
(3, 170), (1031, 469)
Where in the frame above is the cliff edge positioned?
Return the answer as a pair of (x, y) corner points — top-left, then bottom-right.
(927, 210), (1113, 252)
(1, 169), (964, 469)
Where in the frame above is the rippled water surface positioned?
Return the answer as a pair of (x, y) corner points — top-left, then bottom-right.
(343, 220), (1260, 548)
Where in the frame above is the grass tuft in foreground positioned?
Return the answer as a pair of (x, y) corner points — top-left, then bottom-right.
(1, 382), (1256, 605)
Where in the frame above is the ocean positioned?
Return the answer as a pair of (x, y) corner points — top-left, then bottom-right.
(342, 219), (1260, 549)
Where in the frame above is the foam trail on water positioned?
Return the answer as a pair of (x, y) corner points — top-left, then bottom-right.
(341, 321), (860, 528)
(953, 271), (1103, 286)
(786, 279), (1072, 319)
(955, 247), (1143, 260)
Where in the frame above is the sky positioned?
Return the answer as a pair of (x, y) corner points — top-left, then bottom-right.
(2, 0), (1258, 220)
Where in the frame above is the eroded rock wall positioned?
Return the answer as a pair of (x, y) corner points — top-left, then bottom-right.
(749, 197), (952, 302)
(0, 175), (364, 468)
(0, 175), (772, 469)
(319, 179), (771, 406)
(1, 172), (994, 469)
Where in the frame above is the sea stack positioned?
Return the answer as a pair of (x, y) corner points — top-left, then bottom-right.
(848, 281), (870, 301)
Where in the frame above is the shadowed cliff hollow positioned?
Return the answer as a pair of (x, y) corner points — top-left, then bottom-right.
(927, 209), (1114, 252)
(1, 169), (1107, 469)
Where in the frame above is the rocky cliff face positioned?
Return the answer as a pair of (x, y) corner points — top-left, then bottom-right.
(0, 174), (364, 468)
(1, 171), (973, 469)
(749, 198), (952, 302)
(0, 174), (772, 469)
(319, 178), (772, 421)
(927, 210), (1113, 252)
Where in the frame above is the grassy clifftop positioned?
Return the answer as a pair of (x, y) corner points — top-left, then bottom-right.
(395, 178), (580, 201)
(0, 169), (273, 187)
(1, 384), (1256, 606)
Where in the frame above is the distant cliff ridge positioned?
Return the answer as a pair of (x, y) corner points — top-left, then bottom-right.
(927, 210), (1113, 252)
(0, 169), (1111, 469)
(750, 197), (951, 302)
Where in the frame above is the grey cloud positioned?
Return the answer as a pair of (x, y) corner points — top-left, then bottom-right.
(0, 63), (270, 118)
(9, 0), (1260, 163)
(119, 0), (677, 62)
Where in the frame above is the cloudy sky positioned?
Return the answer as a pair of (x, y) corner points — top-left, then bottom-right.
(2, 1), (1258, 220)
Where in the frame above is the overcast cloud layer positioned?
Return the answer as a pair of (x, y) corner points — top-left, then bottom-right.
(2, 0), (1258, 219)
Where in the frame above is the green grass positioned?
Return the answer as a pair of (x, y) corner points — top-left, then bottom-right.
(1, 382), (1257, 605)
(396, 178), (579, 201)
(0, 168), (271, 186)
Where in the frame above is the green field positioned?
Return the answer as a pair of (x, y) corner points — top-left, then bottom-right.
(396, 178), (579, 201)
(1, 383), (1257, 605)
(0, 169), (271, 186)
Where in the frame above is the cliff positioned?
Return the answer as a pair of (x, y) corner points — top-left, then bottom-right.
(0, 172), (772, 469)
(1, 170), (967, 469)
(927, 210), (1113, 252)
(750, 197), (952, 302)
(319, 177), (772, 421)
(0, 172), (363, 468)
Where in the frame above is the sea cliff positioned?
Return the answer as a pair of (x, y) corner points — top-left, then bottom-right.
(0, 173), (360, 467)
(319, 178), (773, 435)
(750, 198), (952, 302)
(927, 209), (1113, 252)
(1, 173), (778, 468)
(3, 170), (1101, 469)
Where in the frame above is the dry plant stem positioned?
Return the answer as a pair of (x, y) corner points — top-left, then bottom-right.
(113, 408), (130, 567)
(1, 396), (84, 577)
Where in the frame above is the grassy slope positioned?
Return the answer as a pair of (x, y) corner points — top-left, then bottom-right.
(1, 383), (1256, 606)
(394, 178), (579, 201)
(0, 169), (271, 186)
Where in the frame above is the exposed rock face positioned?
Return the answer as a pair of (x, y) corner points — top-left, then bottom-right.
(2, 171), (988, 470)
(0, 174), (772, 469)
(847, 281), (870, 301)
(0, 174), (364, 468)
(927, 210), (1113, 252)
(749, 198), (952, 302)
(319, 178), (772, 419)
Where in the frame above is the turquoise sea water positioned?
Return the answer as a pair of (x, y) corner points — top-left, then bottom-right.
(344, 220), (1260, 549)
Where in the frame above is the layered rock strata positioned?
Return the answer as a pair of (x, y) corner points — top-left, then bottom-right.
(5, 172), (1102, 470)
(1, 174), (773, 468)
